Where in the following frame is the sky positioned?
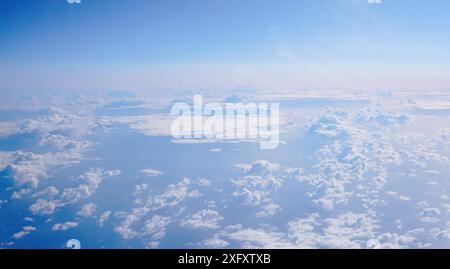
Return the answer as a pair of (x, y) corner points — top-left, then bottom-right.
(2, 1), (450, 250)
(1, 0), (450, 92)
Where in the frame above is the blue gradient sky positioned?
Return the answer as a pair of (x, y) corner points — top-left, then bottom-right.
(1, 0), (450, 91)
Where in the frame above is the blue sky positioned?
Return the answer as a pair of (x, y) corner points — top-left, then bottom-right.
(1, 0), (450, 91)
(3, 1), (450, 250)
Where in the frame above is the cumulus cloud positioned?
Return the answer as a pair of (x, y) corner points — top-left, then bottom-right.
(52, 221), (78, 231)
(430, 223), (450, 241)
(146, 177), (201, 211)
(198, 178), (211, 186)
(222, 213), (423, 249)
(59, 168), (120, 204)
(296, 110), (409, 209)
(133, 183), (150, 196)
(367, 0), (382, 4)
(226, 228), (294, 249)
(181, 209), (223, 230)
(3, 91), (450, 248)
(232, 160), (289, 217)
(0, 106), (95, 200)
(13, 226), (36, 239)
(29, 199), (58, 215)
(32, 186), (59, 199)
(1, 151), (82, 192)
(201, 236), (230, 248)
(98, 211), (112, 228)
(76, 203), (97, 217)
(143, 215), (171, 240)
(146, 241), (160, 249)
(419, 208), (441, 223)
(29, 168), (120, 215)
(67, 0), (81, 4)
(115, 178), (201, 240)
(114, 207), (150, 239)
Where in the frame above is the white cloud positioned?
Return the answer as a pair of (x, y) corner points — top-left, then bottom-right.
(146, 177), (201, 211)
(0, 200), (7, 209)
(29, 168), (120, 215)
(67, 0), (81, 4)
(201, 236), (230, 248)
(223, 213), (423, 249)
(114, 207), (150, 239)
(0, 107), (95, 200)
(140, 168), (163, 177)
(98, 211), (112, 228)
(59, 168), (121, 205)
(294, 110), (413, 210)
(181, 209), (223, 230)
(4, 91), (450, 248)
(146, 241), (160, 249)
(76, 203), (97, 217)
(133, 183), (150, 196)
(100, 115), (175, 137)
(143, 215), (171, 240)
(419, 208), (441, 223)
(52, 221), (79, 231)
(32, 186), (59, 199)
(232, 160), (287, 217)
(375, 231), (423, 249)
(13, 226), (36, 239)
(23, 217), (35, 223)
(12, 231), (28, 239)
(386, 191), (411, 201)
(115, 178), (201, 239)
(430, 223), (450, 241)
(285, 212), (379, 248)
(29, 199), (58, 215)
(198, 178), (211, 186)
(367, 0), (382, 4)
(226, 228), (294, 249)
(1, 151), (82, 191)
(256, 202), (280, 218)
(236, 159), (282, 176)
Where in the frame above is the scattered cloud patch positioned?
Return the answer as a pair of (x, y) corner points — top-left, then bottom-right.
(201, 236), (230, 248)
(98, 211), (112, 228)
(29, 168), (120, 215)
(114, 178), (201, 240)
(52, 221), (78, 231)
(76, 203), (97, 218)
(13, 226), (36, 239)
(143, 215), (171, 240)
(181, 209), (223, 230)
(140, 168), (163, 177)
